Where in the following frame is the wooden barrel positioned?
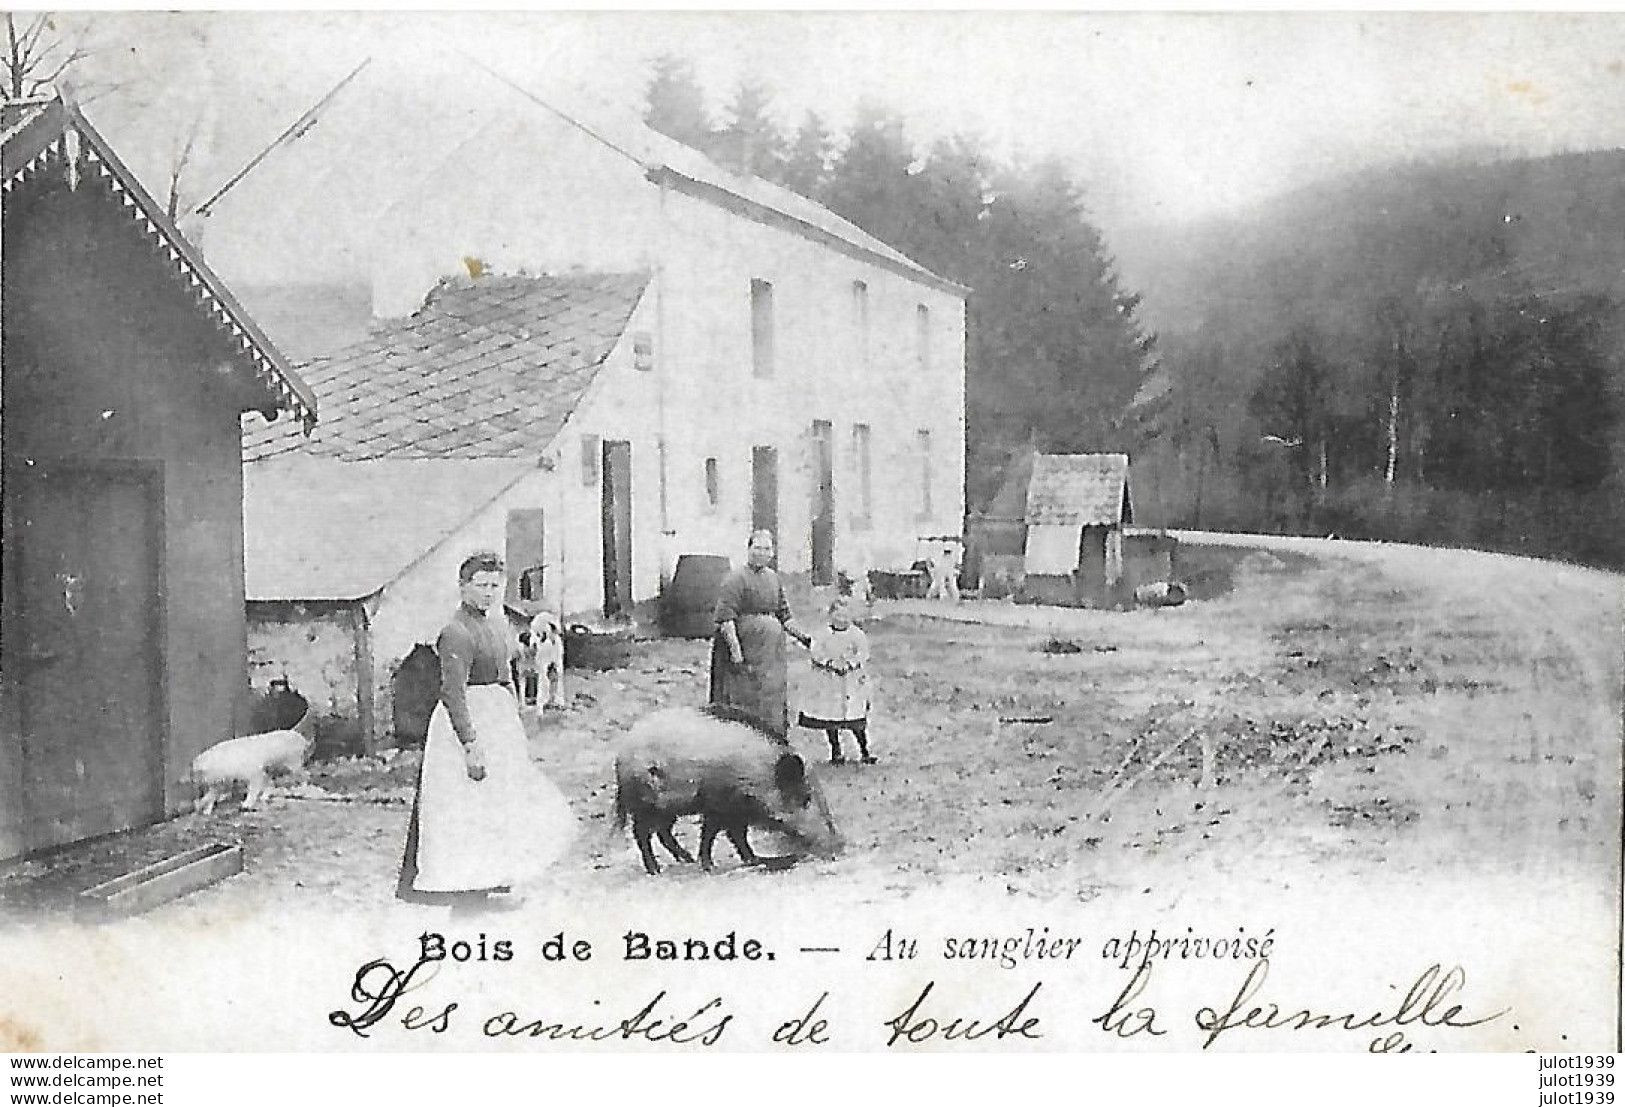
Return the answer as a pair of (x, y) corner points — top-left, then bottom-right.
(390, 643), (441, 747)
(661, 554), (732, 638)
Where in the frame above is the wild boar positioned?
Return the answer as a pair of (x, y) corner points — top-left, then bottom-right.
(614, 706), (844, 875)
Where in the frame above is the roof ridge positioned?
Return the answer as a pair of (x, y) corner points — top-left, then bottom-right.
(296, 268), (650, 369)
(462, 60), (964, 294)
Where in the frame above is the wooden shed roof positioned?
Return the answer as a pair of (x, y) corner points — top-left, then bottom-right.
(1, 96), (317, 428)
(243, 457), (536, 601)
(1025, 453), (1133, 526)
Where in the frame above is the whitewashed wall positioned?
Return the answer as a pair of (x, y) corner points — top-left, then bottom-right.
(652, 185), (967, 578)
(539, 296), (666, 619)
(366, 465), (552, 728)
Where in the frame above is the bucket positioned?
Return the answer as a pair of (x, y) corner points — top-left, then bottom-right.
(565, 624), (635, 670)
(662, 554), (731, 638)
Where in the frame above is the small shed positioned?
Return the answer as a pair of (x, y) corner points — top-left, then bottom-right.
(1020, 453), (1133, 607)
(0, 97), (316, 860)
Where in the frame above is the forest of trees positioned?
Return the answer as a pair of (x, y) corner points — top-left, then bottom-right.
(641, 56), (1157, 510)
(1126, 151), (1625, 568)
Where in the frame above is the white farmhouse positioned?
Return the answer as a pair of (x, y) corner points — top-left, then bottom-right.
(207, 59), (967, 749)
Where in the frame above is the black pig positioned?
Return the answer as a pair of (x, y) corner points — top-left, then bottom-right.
(614, 706), (843, 874)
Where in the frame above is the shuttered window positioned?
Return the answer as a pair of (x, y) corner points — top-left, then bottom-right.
(704, 457), (720, 510)
(852, 423), (872, 529)
(581, 434), (601, 488)
(917, 428), (933, 520)
(916, 303), (931, 374)
(852, 280), (870, 371)
(505, 508), (546, 603)
(750, 279), (775, 378)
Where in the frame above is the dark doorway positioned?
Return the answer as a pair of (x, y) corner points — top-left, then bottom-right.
(601, 440), (634, 619)
(751, 446), (779, 558)
(5, 462), (165, 853)
(809, 422), (834, 585)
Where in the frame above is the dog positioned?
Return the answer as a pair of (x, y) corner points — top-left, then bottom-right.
(192, 710), (314, 815)
(927, 541), (962, 602)
(529, 610), (567, 709)
(509, 608), (567, 709)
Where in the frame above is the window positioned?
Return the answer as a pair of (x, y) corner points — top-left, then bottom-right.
(704, 457), (720, 510)
(633, 331), (655, 372)
(750, 278), (775, 378)
(581, 434), (601, 488)
(917, 428), (933, 520)
(851, 423), (872, 529)
(658, 437), (670, 531)
(851, 280), (870, 370)
(916, 303), (931, 374)
(505, 508), (546, 603)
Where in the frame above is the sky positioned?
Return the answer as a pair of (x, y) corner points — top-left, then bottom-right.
(53, 11), (1625, 275)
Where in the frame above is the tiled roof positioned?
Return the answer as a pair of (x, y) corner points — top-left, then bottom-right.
(243, 271), (647, 462)
(243, 457), (536, 600)
(1025, 453), (1133, 526)
(3, 96), (316, 426)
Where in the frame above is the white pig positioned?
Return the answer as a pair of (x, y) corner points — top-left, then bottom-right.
(192, 712), (314, 815)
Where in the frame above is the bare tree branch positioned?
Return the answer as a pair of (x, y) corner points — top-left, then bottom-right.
(28, 47), (88, 95)
(17, 15), (53, 61)
(2, 11), (91, 102)
(166, 118), (201, 220)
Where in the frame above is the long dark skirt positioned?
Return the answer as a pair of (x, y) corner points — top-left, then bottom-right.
(708, 613), (789, 739)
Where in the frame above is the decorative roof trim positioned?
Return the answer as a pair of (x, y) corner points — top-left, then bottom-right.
(3, 99), (319, 429)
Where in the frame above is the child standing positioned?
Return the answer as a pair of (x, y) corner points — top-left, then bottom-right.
(798, 598), (874, 764)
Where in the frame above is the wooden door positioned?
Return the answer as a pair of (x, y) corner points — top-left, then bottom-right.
(751, 446), (779, 559)
(600, 441), (634, 619)
(809, 422), (834, 585)
(4, 463), (165, 854)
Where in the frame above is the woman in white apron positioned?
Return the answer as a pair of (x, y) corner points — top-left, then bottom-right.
(396, 552), (578, 909)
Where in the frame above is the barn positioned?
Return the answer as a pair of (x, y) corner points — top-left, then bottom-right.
(0, 96), (316, 861)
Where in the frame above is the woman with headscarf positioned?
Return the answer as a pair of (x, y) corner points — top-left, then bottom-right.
(397, 551), (578, 910)
(709, 529), (810, 739)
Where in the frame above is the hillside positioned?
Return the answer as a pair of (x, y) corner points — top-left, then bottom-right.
(1119, 147), (1625, 347)
(1114, 147), (1625, 567)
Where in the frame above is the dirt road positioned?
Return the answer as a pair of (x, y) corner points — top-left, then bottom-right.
(8, 533), (1616, 918)
(3, 533), (1620, 1052)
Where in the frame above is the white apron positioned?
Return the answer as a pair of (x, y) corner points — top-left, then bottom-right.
(407, 684), (578, 893)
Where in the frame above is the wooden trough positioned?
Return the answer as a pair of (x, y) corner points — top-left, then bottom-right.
(76, 843), (243, 920)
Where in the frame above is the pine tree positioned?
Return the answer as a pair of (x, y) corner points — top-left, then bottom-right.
(780, 110), (834, 199)
(821, 101), (922, 254)
(642, 54), (713, 152)
(713, 77), (785, 180)
(976, 157), (1155, 456)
